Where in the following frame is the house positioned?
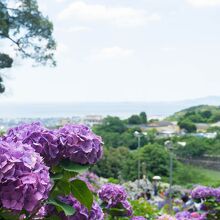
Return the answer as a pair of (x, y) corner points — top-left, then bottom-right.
(83, 115), (103, 127)
(145, 121), (180, 138)
(195, 123), (210, 132)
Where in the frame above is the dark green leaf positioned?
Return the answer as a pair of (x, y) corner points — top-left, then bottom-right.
(0, 211), (20, 220)
(71, 179), (93, 211)
(51, 173), (63, 180)
(106, 207), (128, 217)
(45, 215), (60, 220)
(60, 160), (90, 173)
(47, 198), (75, 216)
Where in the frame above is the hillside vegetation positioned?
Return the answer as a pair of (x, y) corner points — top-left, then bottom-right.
(167, 105), (220, 123)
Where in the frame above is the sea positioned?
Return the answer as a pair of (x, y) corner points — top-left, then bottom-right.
(0, 97), (219, 119)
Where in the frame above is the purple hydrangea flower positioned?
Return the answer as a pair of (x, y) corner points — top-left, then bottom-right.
(191, 186), (215, 199)
(57, 124), (103, 165)
(98, 183), (132, 217)
(213, 188), (220, 200)
(59, 195), (104, 220)
(0, 141), (51, 213)
(176, 211), (191, 220)
(3, 122), (60, 166)
(132, 217), (147, 220)
(175, 211), (207, 220)
(98, 183), (128, 207)
(157, 214), (176, 220)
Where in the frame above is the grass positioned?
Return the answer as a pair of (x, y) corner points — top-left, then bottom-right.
(195, 166), (220, 186)
(173, 164), (220, 187)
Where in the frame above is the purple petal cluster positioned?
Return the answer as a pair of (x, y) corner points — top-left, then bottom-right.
(98, 183), (133, 217)
(3, 122), (60, 166)
(132, 217), (147, 220)
(213, 188), (220, 200)
(175, 211), (191, 220)
(157, 214), (176, 220)
(98, 183), (127, 207)
(0, 141), (51, 212)
(59, 195), (104, 220)
(57, 124), (103, 165)
(176, 211), (207, 220)
(191, 186), (215, 199)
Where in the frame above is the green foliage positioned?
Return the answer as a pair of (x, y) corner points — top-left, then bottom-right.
(47, 198), (75, 216)
(0, 211), (20, 220)
(127, 112), (147, 125)
(47, 160), (94, 217)
(140, 112), (147, 124)
(94, 116), (148, 149)
(168, 105), (220, 123)
(128, 115), (142, 125)
(95, 116), (127, 133)
(139, 144), (171, 177)
(174, 136), (209, 158)
(178, 119), (197, 133)
(173, 164), (206, 185)
(108, 177), (120, 184)
(92, 147), (136, 180)
(60, 160), (90, 173)
(130, 198), (159, 219)
(71, 179), (93, 211)
(0, 0), (56, 92)
(93, 144), (176, 181)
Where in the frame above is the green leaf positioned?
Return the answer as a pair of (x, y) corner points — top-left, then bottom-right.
(47, 198), (75, 216)
(57, 180), (71, 195)
(51, 173), (63, 180)
(0, 211), (20, 220)
(60, 160), (90, 173)
(71, 179), (93, 211)
(105, 207), (128, 217)
(45, 215), (60, 220)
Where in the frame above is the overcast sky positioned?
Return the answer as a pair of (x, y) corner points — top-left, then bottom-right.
(1, 0), (220, 103)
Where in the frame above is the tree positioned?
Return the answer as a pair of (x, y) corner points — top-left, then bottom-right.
(201, 110), (212, 119)
(175, 136), (208, 158)
(94, 116), (127, 134)
(139, 144), (171, 177)
(0, 0), (56, 92)
(178, 119), (197, 133)
(140, 112), (147, 124)
(128, 114), (142, 125)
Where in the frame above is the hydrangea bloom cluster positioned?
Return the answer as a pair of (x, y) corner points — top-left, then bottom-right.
(213, 188), (220, 200)
(2, 122), (60, 166)
(59, 195), (104, 220)
(98, 183), (133, 217)
(157, 214), (176, 220)
(0, 141), (51, 212)
(191, 186), (215, 199)
(132, 216), (147, 220)
(175, 211), (206, 220)
(3, 123), (104, 166)
(57, 124), (103, 165)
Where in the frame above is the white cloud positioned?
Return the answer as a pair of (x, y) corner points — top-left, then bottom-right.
(55, 43), (69, 57)
(58, 1), (160, 27)
(187, 0), (220, 7)
(66, 26), (92, 33)
(92, 46), (134, 61)
(161, 47), (177, 52)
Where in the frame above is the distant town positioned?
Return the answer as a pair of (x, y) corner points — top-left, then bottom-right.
(0, 115), (104, 130)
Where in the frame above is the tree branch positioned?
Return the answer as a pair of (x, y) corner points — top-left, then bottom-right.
(0, 33), (32, 58)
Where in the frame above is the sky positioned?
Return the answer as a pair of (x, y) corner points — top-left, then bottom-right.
(1, 0), (220, 103)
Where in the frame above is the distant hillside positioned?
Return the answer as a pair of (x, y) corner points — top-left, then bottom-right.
(167, 105), (220, 123)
